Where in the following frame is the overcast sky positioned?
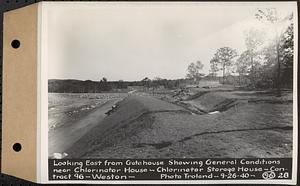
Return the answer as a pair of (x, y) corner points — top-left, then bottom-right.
(45, 2), (296, 81)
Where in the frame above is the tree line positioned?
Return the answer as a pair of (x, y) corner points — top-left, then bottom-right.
(186, 8), (294, 95)
(48, 78), (190, 93)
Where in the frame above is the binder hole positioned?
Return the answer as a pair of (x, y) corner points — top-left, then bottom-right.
(13, 143), (22, 152)
(11, 40), (20, 49)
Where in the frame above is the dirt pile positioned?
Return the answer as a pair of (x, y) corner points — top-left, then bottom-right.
(84, 96), (293, 158)
(65, 91), (293, 159)
(183, 90), (293, 113)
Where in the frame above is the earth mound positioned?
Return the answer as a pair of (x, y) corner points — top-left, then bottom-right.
(66, 95), (188, 158)
(65, 91), (293, 159)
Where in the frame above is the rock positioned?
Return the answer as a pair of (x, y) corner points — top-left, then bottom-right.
(53, 152), (68, 159)
(208, 111), (220, 115)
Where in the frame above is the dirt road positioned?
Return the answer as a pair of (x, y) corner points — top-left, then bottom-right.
(48, 99), (121, 157)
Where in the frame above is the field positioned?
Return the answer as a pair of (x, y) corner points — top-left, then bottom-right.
(48, 87), (294, 159)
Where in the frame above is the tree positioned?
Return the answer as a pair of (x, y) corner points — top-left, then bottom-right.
(280, 20), (294, 89)
(238, 28), (265, 87)
(255, 8), (292, 96)
(236, 51), (251, 86)
(259, 40), (278, 88)
(209, 55), (219, 79)
(99, 77), (108, 91)
(141, 77), (151, 88)
(244, 29), (265, 69)
(186, 61), (205, 82)
(102, 77), (107, 82)
(214, 47), (238, 84)
(117, 80), (126, 89)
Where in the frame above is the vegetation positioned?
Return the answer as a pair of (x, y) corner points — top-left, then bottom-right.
(48, 78), (189, 93)
(186, 61), (205, 81)
(208, 9), (294, 93)
(211, 47), (238, 84)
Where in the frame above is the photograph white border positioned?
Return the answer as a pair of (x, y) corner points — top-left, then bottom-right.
(37, 1), (298, 184)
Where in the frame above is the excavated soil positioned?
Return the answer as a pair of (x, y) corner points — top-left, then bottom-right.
(64, 90), (293, 159)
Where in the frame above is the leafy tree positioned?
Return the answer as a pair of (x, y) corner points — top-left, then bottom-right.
(141, 77), (150, 81)
(186, 61), (205, 81)
(238, 29), (265, 87)
(244, 29), (265, 69)
(141, 77), (151, 88)
(214, 47), (238, 84)
(246, 19), (293, 90)
(209, 55), (219, 79)
(116, 80), (126, 89)
(102, 77), (107, 82)
(99, 77), (109, 91)
(280, 21), (294, 88)
(236, 51), (251, 86)
(255, 8), (292, 96)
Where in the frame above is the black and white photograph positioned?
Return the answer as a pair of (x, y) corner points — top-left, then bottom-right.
(1, 1), (299, 184)
(43, 2), (297, 183)
(47, 2), (296, 159)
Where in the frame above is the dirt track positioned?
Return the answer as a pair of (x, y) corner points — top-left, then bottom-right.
(48, 99), (120, 157)
(64, 93), (293, 159)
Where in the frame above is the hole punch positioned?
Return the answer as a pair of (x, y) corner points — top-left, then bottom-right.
(13, 143), (22, 152)
(11, 39), (21, 49)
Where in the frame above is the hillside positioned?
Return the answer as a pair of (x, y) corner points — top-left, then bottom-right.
(65, 91), (293, 159)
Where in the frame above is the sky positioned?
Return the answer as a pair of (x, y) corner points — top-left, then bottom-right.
(45, 2), (296, 81)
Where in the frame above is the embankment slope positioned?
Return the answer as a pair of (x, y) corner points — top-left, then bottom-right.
(66, 93), (293, 159)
